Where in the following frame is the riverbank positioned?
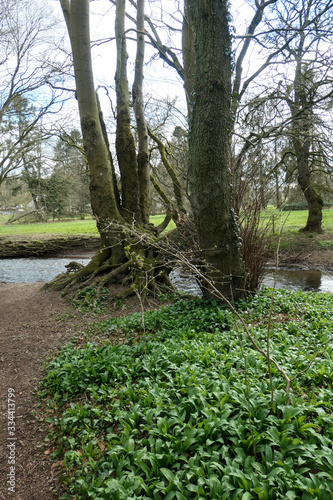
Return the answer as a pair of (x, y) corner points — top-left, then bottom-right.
(0, 234), (100, 258)
(268, 230), (333, 270)
(1, 229), (332, 271)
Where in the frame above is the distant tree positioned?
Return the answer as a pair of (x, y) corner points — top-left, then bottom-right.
(234, 0), (333, 232)
(0, 0), (68, 185)
(52, 129), (90, 217)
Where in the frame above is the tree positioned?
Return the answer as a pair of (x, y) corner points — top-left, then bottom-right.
(232, 0), (333, 231)
(52, 130), (90, 217)
(44, 171), (68, 219)
(187, 0), (244, 300)
(47, 0), (175, 297)
(0, 0), (69, 186)
(274, 0), (333, 232)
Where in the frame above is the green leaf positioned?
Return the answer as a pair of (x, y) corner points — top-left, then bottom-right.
(160, 468), (176, 483)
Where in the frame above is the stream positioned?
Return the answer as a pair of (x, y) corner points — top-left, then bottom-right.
(1, 258), (333, 294)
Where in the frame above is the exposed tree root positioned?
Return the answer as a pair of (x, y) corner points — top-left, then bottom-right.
(42, 226), (180, 301)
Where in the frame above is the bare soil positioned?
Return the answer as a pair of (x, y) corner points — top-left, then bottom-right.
(269, 230), (333, 270)
(0, 281), (158, 500)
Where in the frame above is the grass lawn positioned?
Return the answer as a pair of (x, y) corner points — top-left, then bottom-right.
(0, 218), (99, 236)
(0, 214), (175, 237)
(39, 289), (333, 499)
(260, 208), (333, 253)
(0, 210), (331, 254)
(262, 207), (333, 232)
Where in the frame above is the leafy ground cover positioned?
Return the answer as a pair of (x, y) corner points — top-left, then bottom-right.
(39, 288), (333, 499)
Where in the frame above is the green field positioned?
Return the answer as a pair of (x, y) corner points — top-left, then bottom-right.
(262, 207), (333, 232)
(0, 210), (332, 247)
(0, 214), (175, 237)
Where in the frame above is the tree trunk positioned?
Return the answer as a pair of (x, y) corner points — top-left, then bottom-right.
(132, 0), (150, 225)
(115, 0), (141, 224)
(182, 1), (196, 122)
(187, 0), (244, 300)
(291, 59), (323, 233)
(60, 0), (121, 239)
(297, 156), (323, 233)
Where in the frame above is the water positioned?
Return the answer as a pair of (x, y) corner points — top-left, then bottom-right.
(170, 267), (333, 296)
(0, 257), (91, 283)
(262, 269), (333, 293)
(1, 258), (333, 294)
(169, 268), (203, 296)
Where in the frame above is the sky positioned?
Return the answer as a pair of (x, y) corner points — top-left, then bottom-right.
(49, 0), (187, 131)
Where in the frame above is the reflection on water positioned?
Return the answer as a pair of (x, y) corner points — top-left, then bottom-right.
(262, 269), (333, 293)
(170, 268), (333, 296)
(0, 258), (91, 283)
(1, 258), (333, 294)
(169, 267), (203, 296)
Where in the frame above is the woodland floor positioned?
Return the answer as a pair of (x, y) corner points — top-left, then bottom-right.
(0, 278), (162, 500)
(0, 236), (332, 499)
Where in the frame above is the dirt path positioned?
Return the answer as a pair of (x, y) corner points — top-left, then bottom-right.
(0, 280), (159, 500)
(0, 283), (93, 500)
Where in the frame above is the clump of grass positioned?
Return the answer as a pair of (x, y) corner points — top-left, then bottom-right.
(39, 290), (333, 499)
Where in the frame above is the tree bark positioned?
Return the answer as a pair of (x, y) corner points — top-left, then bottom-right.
(115, 0), (141, 224)
(188, 0), (244, 300)
(132, 0), (150, 225)
(60, 0), (121, 240)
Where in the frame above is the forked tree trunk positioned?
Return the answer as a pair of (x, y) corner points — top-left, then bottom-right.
(115, 0), (141, 224)
(46, 0), (177, 298)
(187, 0), (244, 300)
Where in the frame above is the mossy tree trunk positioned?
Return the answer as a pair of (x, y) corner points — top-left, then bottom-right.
(289, 59), (323, 233)
(132, 0), (150, 226)
(187, 0), (244, 300)
(115, 0), (141, 224)
(60, 0), (122, 236)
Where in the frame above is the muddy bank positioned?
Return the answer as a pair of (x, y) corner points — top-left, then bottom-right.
(268, 249), (333, 271)
(0, 235), (100, 258)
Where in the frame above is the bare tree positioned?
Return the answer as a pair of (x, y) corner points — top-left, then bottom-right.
(0, 0), (70, 186)
(46, 0), (181, 297)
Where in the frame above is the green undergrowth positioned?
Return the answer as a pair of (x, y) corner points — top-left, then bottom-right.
(39, 288), (333, 499)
